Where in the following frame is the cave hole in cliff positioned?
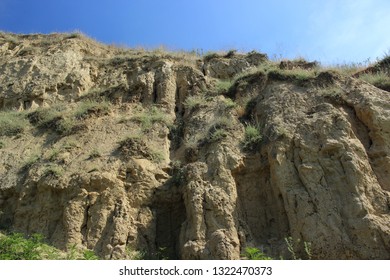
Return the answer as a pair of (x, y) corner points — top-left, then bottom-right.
(233, 156), (289, 256)
(153, 195), (186, 259)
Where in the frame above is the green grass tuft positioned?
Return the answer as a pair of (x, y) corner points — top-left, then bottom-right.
(359, 72), (390, 91)
(0, 111), (29, 136)
(242, 124), (262, 151)
(74, 100), (111, 119)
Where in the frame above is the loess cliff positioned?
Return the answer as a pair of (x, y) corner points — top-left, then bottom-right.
(0, 32), (390, 259)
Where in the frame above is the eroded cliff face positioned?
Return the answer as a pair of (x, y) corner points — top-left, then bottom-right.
(0, 33), (389, 259)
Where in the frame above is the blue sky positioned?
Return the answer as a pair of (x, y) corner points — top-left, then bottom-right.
(1, 0), (389, 65)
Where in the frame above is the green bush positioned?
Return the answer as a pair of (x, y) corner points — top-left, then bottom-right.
(0, 232), (100, 260)
(215, 79), (234, 93)
(244, 247), (272, 260)
(242, 124), (262, 150)
(83, 250), (99, 260)
(0, 111), (29, 136)
(0, 232), (44, 260)
(183, 95), (207, 110)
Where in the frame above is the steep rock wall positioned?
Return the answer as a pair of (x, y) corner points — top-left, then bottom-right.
(0, 33), (389, 259)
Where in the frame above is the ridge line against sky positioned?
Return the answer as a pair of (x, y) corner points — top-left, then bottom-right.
(0, 0), (389, 65)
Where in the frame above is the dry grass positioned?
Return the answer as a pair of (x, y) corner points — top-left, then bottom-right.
(0, 111), (29, 136)
(359, 72), (390, 91)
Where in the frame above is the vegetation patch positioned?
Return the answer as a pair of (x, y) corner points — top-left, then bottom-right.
(208, 128), (228, 142)
(359, 72), (390, 91)
(285, 237), (312, 260)
(183, 95), (207, 111)
(205, 116), (234, 143)
(74, 100), (111, 119)
(0, 231), (99, 260)
(215, 79), (234, 94)
(221, 98), (236, 110)
(22, 154), (40, 170)
(43, 165), (64, 178)
(268, 68), (317, 86)
(130, 106), (172, 131)
(0, 111), (29, 136)
(203, 52), (221, 62)
(242, 124), (262, 151)
(243, 247), (272, 260)
(28, 105), (76, 135)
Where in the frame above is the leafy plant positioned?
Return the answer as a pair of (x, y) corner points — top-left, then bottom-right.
(0, 231), (100, 260)
(83, 250), (99, 260)
(244, 247), (272, 260)
(0, 232), (44, 260)
(125, 245), (145, 260)
(304, 241), (312, 260)
(285, 236), (312, 260)
(285, 237), (297, 260)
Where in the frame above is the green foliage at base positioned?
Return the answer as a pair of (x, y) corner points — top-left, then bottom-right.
(244, 247), (273, 260)
(285, 237), (312, 260)
(0, 232), (99, 260)
(0, 233), (43, 260)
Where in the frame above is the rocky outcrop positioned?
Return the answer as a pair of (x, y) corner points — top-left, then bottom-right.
(0, 33), (389, 259)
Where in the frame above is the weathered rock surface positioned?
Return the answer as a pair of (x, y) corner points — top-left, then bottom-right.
(0, 33), (389, 259)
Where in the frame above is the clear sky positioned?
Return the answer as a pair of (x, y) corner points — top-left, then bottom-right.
(1, 0), (389, 65)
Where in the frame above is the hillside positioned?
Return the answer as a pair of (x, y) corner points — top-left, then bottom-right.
(0, 32), (389, 259)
